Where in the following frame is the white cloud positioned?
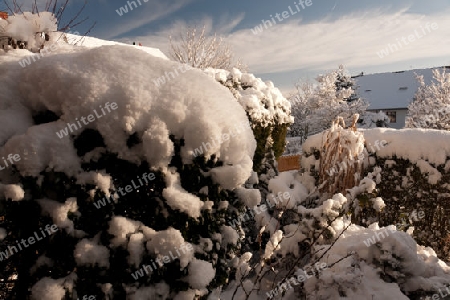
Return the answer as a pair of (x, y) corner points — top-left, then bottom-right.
(228, 8), (450, 74)
(124, 8), (450, 76)
(106, 0), (192, 39)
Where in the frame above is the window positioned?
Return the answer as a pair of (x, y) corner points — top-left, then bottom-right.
(385, 111), (397, 123)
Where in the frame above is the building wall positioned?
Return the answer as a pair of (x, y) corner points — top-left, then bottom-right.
(383, 109), (407, 129)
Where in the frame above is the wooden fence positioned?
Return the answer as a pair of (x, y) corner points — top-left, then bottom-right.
(277, 154), (301, 172)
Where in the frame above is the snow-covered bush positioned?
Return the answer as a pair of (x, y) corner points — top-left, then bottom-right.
(223, 158), (450, 299)
(0, 11), (57, 51)
(204, 68), (294, 174)
(0, 41), (261, 298)
(358, 111), (390, 128)
(406, 68), (450, 131)
(252, 128), (450, 299)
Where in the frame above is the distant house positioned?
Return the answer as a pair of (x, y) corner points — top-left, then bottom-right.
(353, 67), (448, 129)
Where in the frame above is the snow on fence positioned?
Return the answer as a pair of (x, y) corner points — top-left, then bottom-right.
(277, 154), (301, 172)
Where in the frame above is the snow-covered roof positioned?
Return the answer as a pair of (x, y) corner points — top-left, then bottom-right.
(354, 67), (448, 110)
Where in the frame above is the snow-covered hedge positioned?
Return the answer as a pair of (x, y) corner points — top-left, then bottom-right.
(301, 127), (450, 261)
(0, 43), (261, 298)
(223, 125), (450, 299)
(223, 158), (450, 299)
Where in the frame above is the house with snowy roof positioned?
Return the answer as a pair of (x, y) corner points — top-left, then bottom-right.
(353, 66), (448, 129)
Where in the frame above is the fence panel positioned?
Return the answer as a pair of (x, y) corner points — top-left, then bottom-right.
(277, 155), (301, 172)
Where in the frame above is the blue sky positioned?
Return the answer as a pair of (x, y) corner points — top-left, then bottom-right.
(12, 0), (450, 95)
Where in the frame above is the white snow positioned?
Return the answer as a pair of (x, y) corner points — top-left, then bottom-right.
(37, 197), (82, 237)
(146, 227), (194, 269)
(220, 225), (240, 246)
(162, 171), (204, 219)
(74, 237), (110, 268)
(186, 258), (216, 289)
(372, 197), (386, 212)
(0, 183), (25, 201)
(363, 127), (450, 165)
(108, 216), (141, 248)
(234, 187), (261, 208)
(128, 232), (145, 267)
(204, 68), (293, 127)
(30, 277), (66, 300)
(76, 171), (112, 197)
(64, 33), (168, 60)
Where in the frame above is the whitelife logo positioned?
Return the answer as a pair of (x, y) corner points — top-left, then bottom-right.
(131, 242), (193, 280)
(115, 0), (149, 16)
(377, 22), (439, 58)
(251, 0), (313, 34)
(152, 64), (193, 87)
(93, 172), (156, 209)
(56, 102), (118, 139)
(0, 153), (20, 171)
(363, 210), (425, 247)
(192, 121), (249, 158)
(0, 224), (58, 261)
(266, 262), (328, 299)
(228, 192), (291, 229)
(17, 31), (80, 68)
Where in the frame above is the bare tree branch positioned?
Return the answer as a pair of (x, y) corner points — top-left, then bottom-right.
(169, 25), (247, 71)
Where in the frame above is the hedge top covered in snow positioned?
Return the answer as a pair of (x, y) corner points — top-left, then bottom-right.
(0, 43), (256, 192)
(303, 127), (450, 166)
(204, 68), (294, 127)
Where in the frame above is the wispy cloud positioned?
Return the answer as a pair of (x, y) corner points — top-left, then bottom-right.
(120, 7), (450, 77)
(227, 7), (450, 74)
(104, 0), (192, 39)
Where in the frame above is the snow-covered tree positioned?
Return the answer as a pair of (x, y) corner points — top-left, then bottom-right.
(288, 66), (368, 142)
(169, 25), (247, 71)
(406, 68), (450, 130)
(334, 64), (359, 102)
